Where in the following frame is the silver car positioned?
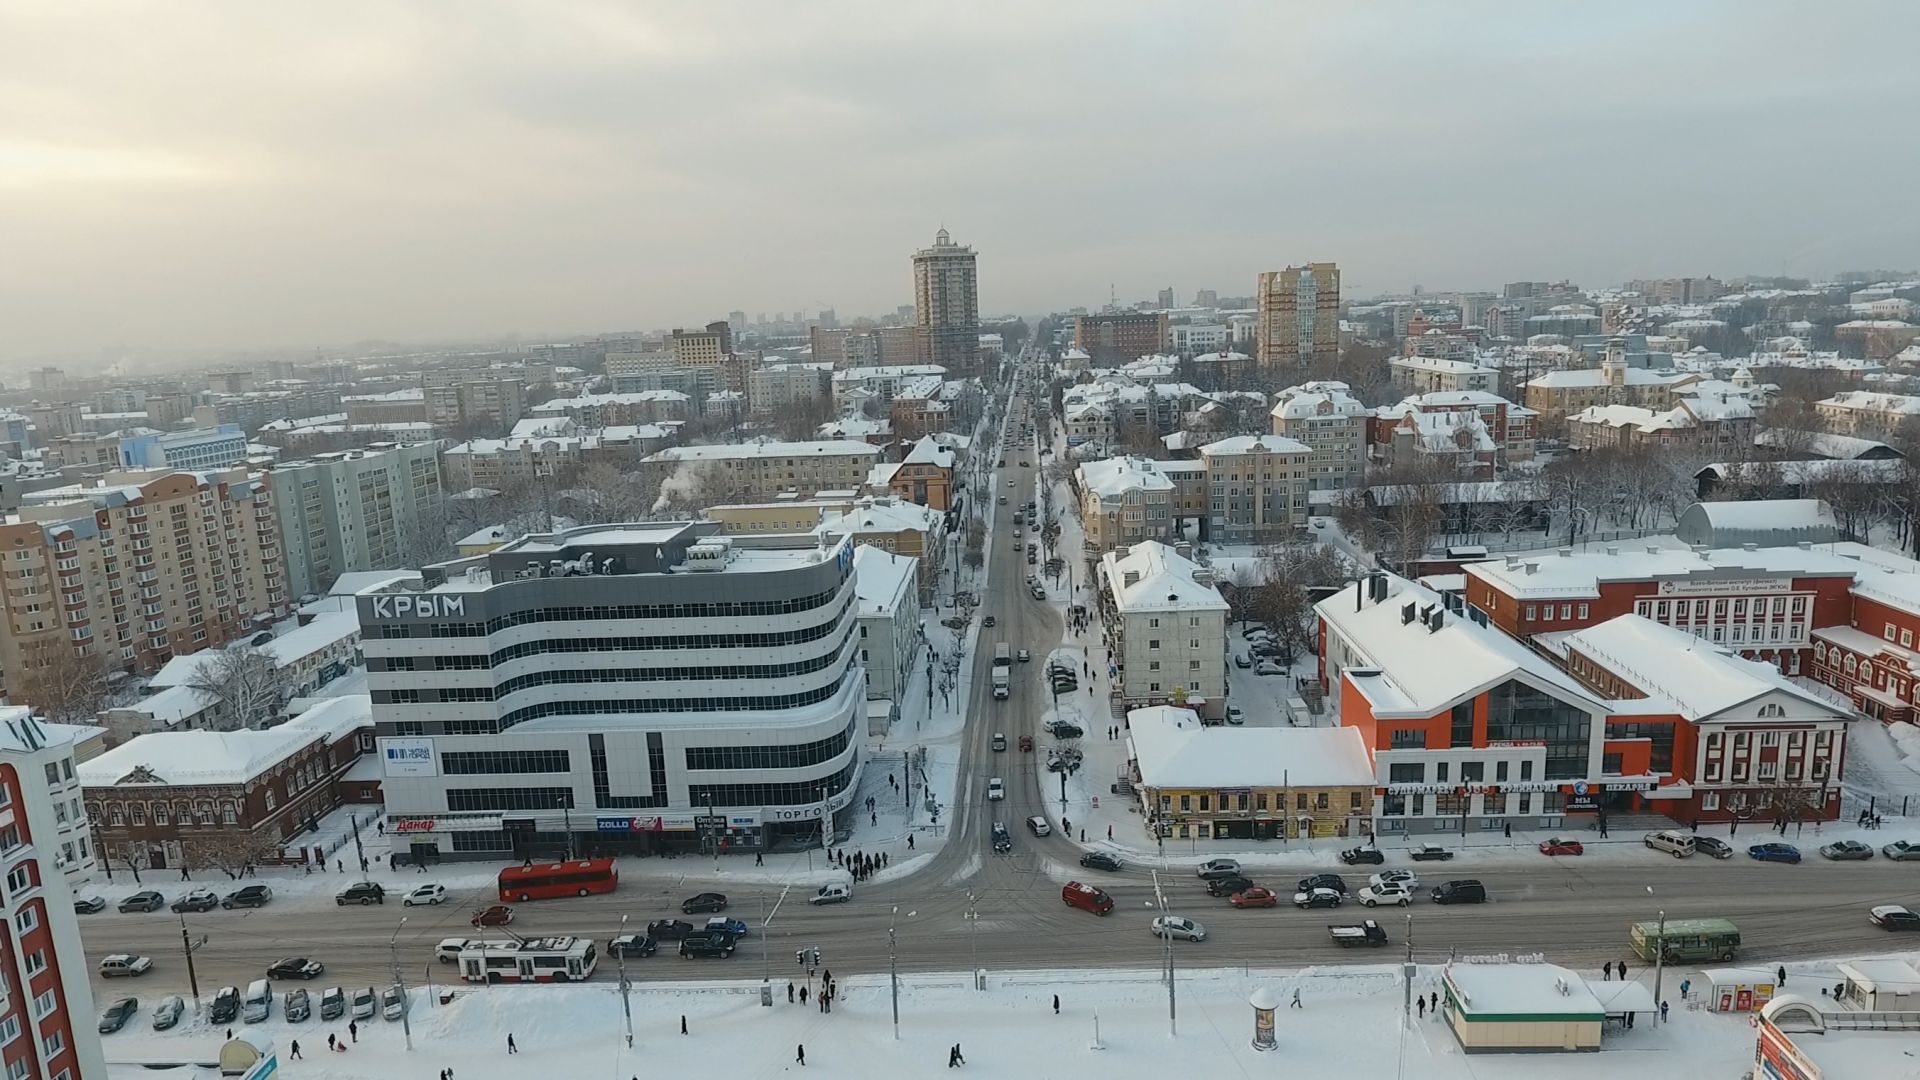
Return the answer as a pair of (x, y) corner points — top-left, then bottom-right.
(151, 995), (185, 1031)
(1150, 916), (1207, 942)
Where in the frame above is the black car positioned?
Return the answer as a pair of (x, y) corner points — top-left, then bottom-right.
(1047, 722), (1084, 739)
(610, 934), (658, 958)
(119, 890), (165, 913)
(209, 986), (242, 1024)
(171, 889), (218, 913)
(680, 893), (728, 915)
(268, 957), (325, 980)
(1206, 875), (1256, 898)
(222, 885), (273, 909)
(678, 932), (736, 958)
(647, 919), (695, 939)
(991, 822), (1013, 853)
(74, 895), (107, 915)
(1693, 836), (1735, 859)
(1339, 846), (1385, 866)
(99, 997), (139, 1034)
(1079, 851), (1123, 872)
(336, 882), (385, 906)
(1296, 874), (1350, 896)
(1870, 905), (1920, 931)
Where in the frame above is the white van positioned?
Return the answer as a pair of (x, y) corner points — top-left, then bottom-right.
(1643, 830), (1696, 858)
(1026, 816), (1051, 837)
(242, 978), (273, 1023)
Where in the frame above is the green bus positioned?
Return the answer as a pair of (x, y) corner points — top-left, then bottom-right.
(1630, 917), (1741, 963)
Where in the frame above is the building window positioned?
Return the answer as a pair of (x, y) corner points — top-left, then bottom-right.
(1435, 762), (1449, 782)
(1886, 624), (1898, 642)
(222, 802), (238, 824)
(1460, 762), (1484, 782)
(0, 1015), (17, 1046)
(1702, 792), (1720, 811)
(1450, 701), (1474, 749)
(1389, 728), (1425, 750)
(1387, 763), (1423, 783)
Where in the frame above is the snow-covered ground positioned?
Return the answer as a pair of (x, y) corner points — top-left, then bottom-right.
(105, 952), (1920, 1080)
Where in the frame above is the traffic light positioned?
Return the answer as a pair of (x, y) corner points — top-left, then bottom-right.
(810, 947), (821, 967)
(795, 949), (806, 966)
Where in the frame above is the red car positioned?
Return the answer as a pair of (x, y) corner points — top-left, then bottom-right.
(470, 904), (515, 927)
(1538, 838), (1585, 856)
(1229, 887), (1279, 909)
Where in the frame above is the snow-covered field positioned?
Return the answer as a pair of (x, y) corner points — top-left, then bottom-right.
(107, 953), (1920, 1080)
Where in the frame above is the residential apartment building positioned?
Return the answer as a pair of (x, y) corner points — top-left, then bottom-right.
(0, 469), (288, 698)
(1564, 399), (1756, 451)
(342, 389), (429, 425)
(1368, 406), (1499, 478)
(1169, 323), (1231, 356)
(1127, 706), (1375, 840)
(1099, 542), (1230, 717)
(423, 373), (527, 432)
(670, 321), (733, 368)
(866, 436), (957, 512)
(1389, 355), (1500, 395)
(1269, 381), (1367, 491)
(912, 228), (979, 372)
(1374, 391), (1537, 463)
(636, 440), (881, 504)
(1255, 262), (1340, 368)
(267, 442), (444, 598)
(209, 387), (343, 433)
(1814, 390), (1920, 435)
(808, 326), (931, 368)
(747, 363), (834, 413)
(1521, 358), (1699, 424)
(829, 365), (947, 411)
(360, 525), (867, 857)
(888, 378), (951, 441)
(0, 712), (108, 1080)
(1196, 435), (1311, 543)
(1075, 457), (1177, 550)
(1073, 312), (1170, 363)
(528, 391), (691, 427)
(116, 424), (248, 471)
(853, 545), (920, 706)
(442, 426), (672, 491)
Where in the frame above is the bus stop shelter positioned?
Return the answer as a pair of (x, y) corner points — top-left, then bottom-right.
(1699, 967), (1779, 1012)
(1584, 979), (1658, 1030)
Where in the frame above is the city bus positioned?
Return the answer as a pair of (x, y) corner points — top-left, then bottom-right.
(497, 857), (618, 902)
(1630, 917), (1741, 963)
(457, 936), (598, 984)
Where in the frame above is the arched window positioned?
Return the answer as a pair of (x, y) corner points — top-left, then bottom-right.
(1844, 655), (1857, 675)
(221, 802), (238, 825)
(1814, 642), (1827, 661)
(198, 802), (215, 825)
(1757, 703), (1785, 718)
(152, 802), (168, 825)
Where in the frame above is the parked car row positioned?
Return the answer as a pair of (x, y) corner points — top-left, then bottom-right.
(103, 976), (401, 1037)
(79, 884), (278, 916)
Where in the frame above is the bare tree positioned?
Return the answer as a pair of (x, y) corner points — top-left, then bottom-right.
(11, 644), (116, 724)
(556, 462), (664, 525)
(189, 830), (281, 881)
(186, 648), (289, 731)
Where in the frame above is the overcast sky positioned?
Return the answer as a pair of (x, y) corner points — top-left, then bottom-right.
(3, 2), (1918, 364)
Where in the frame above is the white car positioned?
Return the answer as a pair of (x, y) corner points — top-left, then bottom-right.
(1225, 706), (1245, 725)
(1150, 916), (1206, 942)
(1369, 871), (1420, 890)
(99, 954), (153, 978)
(1357, 882), (1413, 907)
(1196, 859), (1242, 879)
(987, 777), (1006, 801)
(401, 884), (447, 907)
(351, 987), (377, 1020)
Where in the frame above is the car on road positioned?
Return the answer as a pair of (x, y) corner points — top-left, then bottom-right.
(1206, 874), (1256, 898)
(222, 885), (273, 909)
(268, 957), (325, 980)
(1408, 844), (1455, 861)
(1017, 649), (1031, 662)
(1339, 846), (1384, 866)
(1150, 916), (1206, 942)
(1196, 859), (1243, 879)
(402, 884), (448, 907)
(1430, 879), (1488, 905)
(285, 987), (312, 1023)
(152, 994), (185, 1030)
(809, 883), (853, 905)
(171, 888), (218, 913)
(1007, 479), (1016, 487)
(1233, 652), (1252, 669)
(997, 459), (1006, 467)
(74, 894), (107, 915)
(1884, 840), (1920, 861)
(351, 987), (377, 1020)
(1296, 874), (1349, 895)
(1693, 835), (1735, 859)
(992, 732), (1006, 751)
(1357, 882), (1414, 908)
(470, 904), (514, 927)
(982, 615), (996, 628)
(382, 984), (408, 1020)
(99, 953), (154, 978)
(210, 986), (242, 1024)
(1225, 706), (1245, 725)
(991, 822), (1013, 853)
(1748, 842), (1802, 864)
(1020, 461), (1030, 468)
(336, 881), (385, 905)
(1870, 905), (1920, 931)
(679, 932), (737, 958)
(610, 934), (658, 958)
(1820, 840), (1874, 861)
(320, 987), (345, 1021)
(1255, 660), (1285, 676)
(1079, 851), (1123, 872)
(99, 997), (139, 1034)
(1369, 871), (1420, 890)
(1230, 887), (1280, 909)
(119, 890), (166, 913)
(704, 917), (750, 938)
(648, 919), (696, 939)
(1293, 887), (1344, 909)
(681, 892), (728, 914)
(987, 777), (1005, 800)
(1539, 838), (1585, 856)
(1018, 734), (1034, 752)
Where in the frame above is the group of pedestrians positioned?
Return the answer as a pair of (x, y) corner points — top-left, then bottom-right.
(1601, 960), (1631, 981)
(833, 848), (886, 880)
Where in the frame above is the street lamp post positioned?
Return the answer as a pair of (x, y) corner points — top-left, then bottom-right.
(889, 905), (901, 1040)
(178, 916), (205, 1013)
(389, 916), (415, 1052)
(965, 890), (980, 986)
(617, 913), (634, 1047)
(1150, 870), (1176, 1037)
(558, 796), (573, 860)
(1652, 907), (1668, 1024)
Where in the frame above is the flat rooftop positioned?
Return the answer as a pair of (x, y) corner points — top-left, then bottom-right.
(410, 523), (849, 592)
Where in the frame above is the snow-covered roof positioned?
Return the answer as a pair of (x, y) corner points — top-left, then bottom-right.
(1126, 707), (1374, 789)
(1365, 480), (1548, 506)
(329, 570), (422, 596)
(1077, 456), (1175, 497)
(830, 365), (947, 383)
(645, 440), (879, 463)
(1696, 458), (1906, 486)
(817, 497), (942, 536)
(1463, 538), (1920, 604)
(1100, 542), (1228, 615)
(1752, 429), (1901, 460)
(80, 723), (332, 788)
(534, 390), (688, 409)
(147, 612), (359, 689)
(1198, 434), (1310, 457)
(1562, 615), (1841, 721)
(1675, 499), (1837, 546)
(816, 417), (891, 439)
(1444, 962), (1604, 1020)
(1569, 402), (1731, 433)
(1817, 390), (1920, 415)
(122, 683), (214, 728)
(1385, 407), (1498, 452)
(1270, 381), (1365, 420)
(1525, 367), (1692, 389)
(0, 713), (103, 755)
(852, 545), (916, 617)
(900, 436), (955, 469)
(281, 693), (375, 741)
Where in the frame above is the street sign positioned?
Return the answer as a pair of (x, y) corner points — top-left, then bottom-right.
(695, 815), (727, 830)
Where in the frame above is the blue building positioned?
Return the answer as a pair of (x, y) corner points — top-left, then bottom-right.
(118, 424), (249, 470)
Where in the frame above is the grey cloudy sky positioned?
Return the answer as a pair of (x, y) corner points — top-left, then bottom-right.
(3, 2), (1918, 362)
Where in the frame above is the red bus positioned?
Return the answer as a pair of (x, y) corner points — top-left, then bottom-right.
(497, 857), (618, 902)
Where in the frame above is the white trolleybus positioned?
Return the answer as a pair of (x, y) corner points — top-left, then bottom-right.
(457, 935), (599, 984)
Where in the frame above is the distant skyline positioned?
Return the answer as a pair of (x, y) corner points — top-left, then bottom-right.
(2, 2), (1918, 366)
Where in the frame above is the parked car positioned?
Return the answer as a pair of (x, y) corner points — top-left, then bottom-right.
(382, 984), (408, 1021)
(648, 919), (696, 939)
(119, 890), (166, 913)
(470, 905), (515, 927)
(1693, 836), (1735, 859)
(222, 885), (274, 909)
(1296, 874), (1349, 895)
(1357, 882), (1414, 907)
(268, 957), (325, 980)
(1255, 660), (1285, 676)
(1230, 887), (1280, 909)
(403, 884), (448, 907)
(1206, 875), (1256, 898)
(1293, 887), (1344, 909)
(681, 892), (728, 914)
(171, 888), (218, 913)
(151, 994), (186, 1030)
(1408, 844), (1455, 861)
(336, 881), (385, 905)
(320, 987), (346, 1021)
(809, 883), (853, 905)
(1339, 846), (1384, 866)
(1870, 905), (1920, 931)
(99, 953), (154, 978)
(74, 894), (107, 915)
(285, 988), (311, 1022)
(1821, 840), (1874, 861)
(210, 986), (242, 1024)
(1538, 838), (1585, 856)
(609, 934), (657, 958)
(1196, 859), (1243, 879)
(99, 997), (139, 1034)
(1233, 653), (1252, 669)
(1149, 916), (1206, 941)
(1369, 871), (1420, 890)
(1225, 706), (1245, 725)
(1747, 842), (1802, 864)
(1884, 840), (1920, 861)
(1079, 851), (1123, 873)
(1047, 721), (1084, 739)
(351, 987), (377, 1020)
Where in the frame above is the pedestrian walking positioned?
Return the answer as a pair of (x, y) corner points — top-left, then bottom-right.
(796, 1044), (806, 1066)
(788, 981), (795, 1003)
(1618, 960), (1629, 981)
(1660, 1000), (1669, 1022)
(290, 1040), (302, 1059)
(1502, 822), (1511, 838)
(1777, 965), (1787, 986)
(1679, 978), (1691, 999)
(908, 834), (915, 850)
(180, 867), (190, 880)
(1290, 987), (1302, 1009)
(1417, 998), (1426, 1019)
(681, 1015), (687, 1034)
(377, 820), (384, 835)
(1107, 825), (1113, 840)
(1429, 991), (1437, 1012)
(756, 852), (763, 866)
(800, 985), (809, 1004)
(327, 1034), (335, 1051)
(349, 1020), (358, 1043)
(1602, 961), (1612, 980)
(871, 812), (877, 826)
(337, 859), (343, 873)
(507, 1033), (517, 1054)
(1053, 994), (1060, 1015)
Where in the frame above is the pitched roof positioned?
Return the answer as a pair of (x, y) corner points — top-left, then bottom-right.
(1100, 542), (1229, 613)
(1126, 707), (1374, 789)
(1562, 615), (1842, 721)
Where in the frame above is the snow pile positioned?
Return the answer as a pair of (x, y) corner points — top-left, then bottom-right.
(1889, 721), (1920, 776)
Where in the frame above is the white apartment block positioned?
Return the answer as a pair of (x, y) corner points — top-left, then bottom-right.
(638, 440), (881, 503)
(1269, 381), (1367, 491)
(269, 442), (443, 599)
(1814, 391), (1920, 435)
(1197, 435), (1311, 543)
(829, 366), (947, 410)
(1098, 542), (1230, 718)
(1389, 355), (1500, 395)
(853, 545), (920, 707)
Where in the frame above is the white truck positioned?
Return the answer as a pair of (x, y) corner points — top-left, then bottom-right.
(992, 642), (1012, 699)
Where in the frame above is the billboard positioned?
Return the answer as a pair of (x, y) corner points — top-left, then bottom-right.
(379, 737), (438, 778)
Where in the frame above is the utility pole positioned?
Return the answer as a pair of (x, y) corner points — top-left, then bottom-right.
(558, 795), (573, 860)
(889, 905), (901, 1040)
(617, 913), (634, 1046)
(389, 916), (415, 1052)
(966, 890), (980, 986)
(1150, 870), (1175, 1036)
(762, 885), (789, 1006)
(179, 916), (206, 1013)
(1402, 912), (1415, 1021)
(1652, 908), (1667, 1024)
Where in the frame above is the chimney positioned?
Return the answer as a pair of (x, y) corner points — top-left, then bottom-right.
(1557, 548), (1572, 557)
(1124, 570), (1140, 588)
(1606, 546), (1619, 556)
(1525, 562), (1538, 575)
(1742, 543), (1758, 552)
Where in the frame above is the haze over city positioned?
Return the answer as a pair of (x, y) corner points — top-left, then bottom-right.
(4, 1), (1920, 365)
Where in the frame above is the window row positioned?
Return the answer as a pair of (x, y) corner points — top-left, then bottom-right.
(684, 717), (859, 772)
(445, 786), (575, 812)
(372, 644), (852, 704)
(92, 800), (241, 826)
(442, 749), (572, 775)
(376, 600), (850, 671)
(367, 585), (847, 638)
(689, 759), (860, 809)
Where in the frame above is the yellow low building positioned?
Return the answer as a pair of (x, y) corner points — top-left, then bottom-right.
(1125, 706), (1374, 841)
